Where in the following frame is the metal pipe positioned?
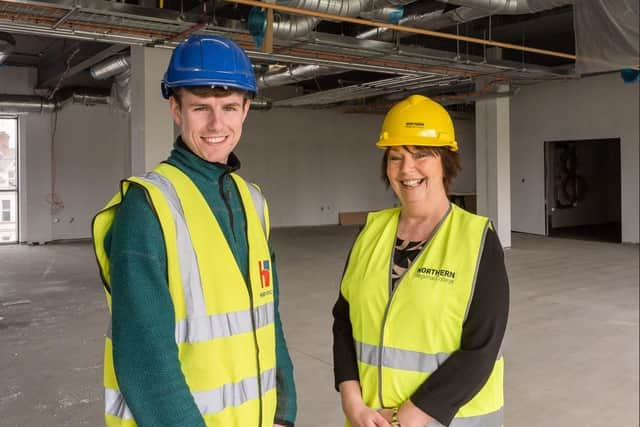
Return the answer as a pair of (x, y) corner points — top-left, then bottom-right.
(90, 55), (130, 80)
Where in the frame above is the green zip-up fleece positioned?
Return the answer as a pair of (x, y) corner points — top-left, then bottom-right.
(103, 139), (297, 427)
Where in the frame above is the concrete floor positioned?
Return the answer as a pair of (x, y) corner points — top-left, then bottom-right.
(0, 226), (638, 427)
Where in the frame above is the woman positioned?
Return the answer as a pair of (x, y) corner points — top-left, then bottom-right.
(332, 95), (509, 427)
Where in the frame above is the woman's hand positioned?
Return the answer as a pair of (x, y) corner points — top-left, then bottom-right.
(397, 399), (434, 427)
(347, 403), (391, 427)
(339, 380), (391, 427)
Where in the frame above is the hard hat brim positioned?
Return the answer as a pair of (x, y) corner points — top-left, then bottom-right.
(375, 137), (459, 152)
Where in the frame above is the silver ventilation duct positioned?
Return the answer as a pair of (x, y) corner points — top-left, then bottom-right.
(90, 56), (132, 113)
(265, 0), (416, 39)
(0, 95), (56, 114)
(0, 91), (110, 114)
(356, 6), (491, 41)
(0, 32), (16, 64)
(258, 64), (344, 88)
(272, 15), (321, 40)
(90, 55), (130, 80)
(269, 0), (366, 40)
(360, 7), (403, 22)
(259, 6), (484, 88)
(358, 0), (572, 42)
(258, 0), (572, 94)
(437, 0), (572, 14)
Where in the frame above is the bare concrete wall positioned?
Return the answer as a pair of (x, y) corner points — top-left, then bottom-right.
(511, 73), (639, 243)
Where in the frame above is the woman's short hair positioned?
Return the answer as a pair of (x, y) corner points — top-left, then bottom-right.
(381, 145), (462, 194)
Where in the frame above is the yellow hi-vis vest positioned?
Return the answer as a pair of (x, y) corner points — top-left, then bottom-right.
(92, 163), (277, 427)
(341, 204), (504, 427)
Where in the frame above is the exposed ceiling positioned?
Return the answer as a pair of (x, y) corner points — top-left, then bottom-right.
(0, 0), (579, 108)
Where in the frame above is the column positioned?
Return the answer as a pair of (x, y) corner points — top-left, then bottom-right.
(129, 46), (174, 175)
(475, 80), (512, 247)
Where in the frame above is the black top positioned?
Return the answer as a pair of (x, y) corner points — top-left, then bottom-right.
(332, 227), (509, 426)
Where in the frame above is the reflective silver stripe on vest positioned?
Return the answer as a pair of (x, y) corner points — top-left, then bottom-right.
(175, 301), (275, 343)
(105, 387), (135, 420)
(140, 171), (208, 319)
(430, 407), (503, 427)
(356, 341), (502, 373)
(105, 368), (276, 420)
(243, 179), (267, 237)
(193, 367), (276, 416)
(356, 340), (450, 373)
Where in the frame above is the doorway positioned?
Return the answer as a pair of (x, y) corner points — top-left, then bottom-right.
(544, 139), (621, 243)
(0, 116), (18, 244)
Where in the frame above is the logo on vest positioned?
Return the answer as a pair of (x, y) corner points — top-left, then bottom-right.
(259, 260), (271, 288)
(258, 260), (273, 297)
(415, 266), (456, 285)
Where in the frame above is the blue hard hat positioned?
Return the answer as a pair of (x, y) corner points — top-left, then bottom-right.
(161, 34), (257, 99)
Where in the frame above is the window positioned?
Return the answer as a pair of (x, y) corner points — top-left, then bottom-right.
(1, 199), (10, 222)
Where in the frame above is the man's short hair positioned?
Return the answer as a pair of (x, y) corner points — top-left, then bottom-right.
(171, 86), (251, 107)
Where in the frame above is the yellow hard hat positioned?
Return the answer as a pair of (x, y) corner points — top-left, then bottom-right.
(376, 94), (458, 151)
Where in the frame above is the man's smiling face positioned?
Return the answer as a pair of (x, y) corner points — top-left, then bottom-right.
(169, 89), (250, 164)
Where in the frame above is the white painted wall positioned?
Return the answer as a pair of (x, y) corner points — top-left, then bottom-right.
(19, 114), (52, 244)
(511, 73), (639, 243)
(49, 104), (129, 240)
(1, 66), (53, 243)
(1, 65), (130, 242)
(237, 108), (476, 227)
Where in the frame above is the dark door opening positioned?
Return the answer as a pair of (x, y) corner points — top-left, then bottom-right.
(544, 138), (621, 243)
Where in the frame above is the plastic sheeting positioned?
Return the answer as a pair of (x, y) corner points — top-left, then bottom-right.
(574, 0), (639, 74)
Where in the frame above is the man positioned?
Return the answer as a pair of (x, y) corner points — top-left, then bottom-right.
(92, 34), (297, 427)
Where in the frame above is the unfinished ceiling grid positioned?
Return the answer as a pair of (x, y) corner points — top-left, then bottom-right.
(0, 0), (637, 110)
